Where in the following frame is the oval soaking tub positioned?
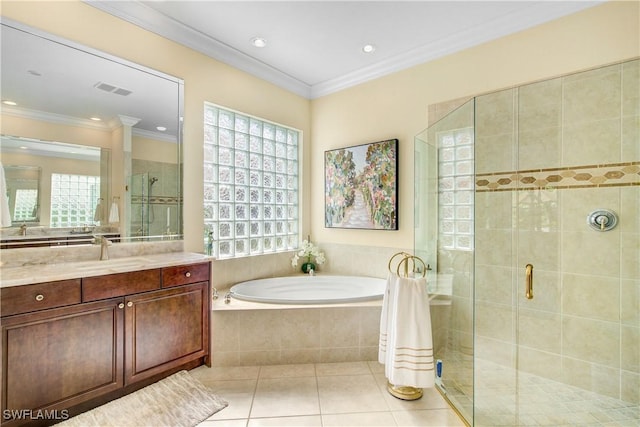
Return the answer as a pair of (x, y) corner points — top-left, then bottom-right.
(230, 275), (385, 304)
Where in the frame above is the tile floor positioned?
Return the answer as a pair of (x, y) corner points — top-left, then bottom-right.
(191, 361), (466, 427)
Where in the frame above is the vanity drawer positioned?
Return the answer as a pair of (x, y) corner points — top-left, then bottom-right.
(1, 279), (82, 316)
(82, 269), (161, 302)
(162, 263), (209, 288)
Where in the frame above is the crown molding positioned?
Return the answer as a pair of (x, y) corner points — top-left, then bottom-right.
(2, 106), (175, 142)
(1, 105), (111, 131)
(310, 1), (604, 98)
(85, 0), (312, 99)
(85, 1), (603, 100)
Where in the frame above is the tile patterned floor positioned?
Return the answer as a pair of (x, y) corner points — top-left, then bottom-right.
(191, 361), (466, 427)
(440, 356), (640, 427)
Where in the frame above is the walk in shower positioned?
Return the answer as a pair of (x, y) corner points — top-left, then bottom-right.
(415, 59), (639, 426)
(129, 170), (178, 238)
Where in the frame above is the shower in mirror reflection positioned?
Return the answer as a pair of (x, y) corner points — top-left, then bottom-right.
(129, 172), (177, 238)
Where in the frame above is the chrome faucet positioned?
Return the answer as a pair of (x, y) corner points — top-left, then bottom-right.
(18, 223), (27, 236)
(96, 236), (111, 260)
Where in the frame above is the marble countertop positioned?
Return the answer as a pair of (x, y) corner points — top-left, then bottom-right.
(0, 252), (213, 288)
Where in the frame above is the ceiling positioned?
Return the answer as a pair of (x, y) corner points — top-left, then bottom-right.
(87, 0), (603, 99)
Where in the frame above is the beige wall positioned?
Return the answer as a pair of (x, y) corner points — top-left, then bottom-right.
(310, 1), (639, 249)
(2, 1), (637, 256)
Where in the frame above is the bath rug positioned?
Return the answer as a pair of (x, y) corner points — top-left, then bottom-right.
(58, 370), (228, 427)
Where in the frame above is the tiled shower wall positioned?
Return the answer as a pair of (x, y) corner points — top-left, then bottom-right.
(474, 59), (639, 404)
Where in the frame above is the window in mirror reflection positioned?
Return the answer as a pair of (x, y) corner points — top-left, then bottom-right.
(13, 189), (38, 222)
(3, 165), (41, 224)
(50, 173), (101, 227)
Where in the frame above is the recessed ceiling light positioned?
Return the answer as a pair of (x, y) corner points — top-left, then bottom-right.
(362, 44), (376, 54)
(2, 100), (17, 106)
(251, 37), (267, 48)
(156, 126), (167, 132)
(90, 117), (102, 121)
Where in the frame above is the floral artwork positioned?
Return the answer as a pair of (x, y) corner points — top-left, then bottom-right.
(324, 139), (398, 230)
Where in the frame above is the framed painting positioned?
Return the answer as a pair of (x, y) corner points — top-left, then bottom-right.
(324, 138), (398, 230)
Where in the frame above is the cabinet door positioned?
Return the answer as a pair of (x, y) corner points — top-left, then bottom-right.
(124, 282), (209, 385)
(1, 298), (124, 419)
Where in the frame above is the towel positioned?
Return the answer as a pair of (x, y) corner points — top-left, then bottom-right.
(384, 275), (435, 388)
(108, 201), (119, 223)
(378, 272), (398, 364)
(93, 200), (103, 222)
(0, 162), (11, 228)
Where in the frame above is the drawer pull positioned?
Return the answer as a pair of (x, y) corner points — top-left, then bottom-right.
(127, 301), (133, 307)
(118, 303), (125, 309)
(185, 272), (191, 278)
(35, 294), (45, 302)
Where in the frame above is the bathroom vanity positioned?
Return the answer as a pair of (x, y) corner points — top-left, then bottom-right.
(0, 254), (211, 426)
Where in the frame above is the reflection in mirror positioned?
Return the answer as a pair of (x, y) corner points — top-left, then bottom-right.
(1, 135), (108, 228)
(0, 19), (184, 248)
(3, 164), (41, 224)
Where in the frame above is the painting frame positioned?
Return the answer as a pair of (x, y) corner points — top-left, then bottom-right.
(324, 138), (398, 230)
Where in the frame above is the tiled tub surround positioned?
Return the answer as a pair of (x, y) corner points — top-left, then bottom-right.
(211, 299), (383, 366)
(209, 243), (447, 367)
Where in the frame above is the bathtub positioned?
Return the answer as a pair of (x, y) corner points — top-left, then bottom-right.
(229, 275), (385, 304)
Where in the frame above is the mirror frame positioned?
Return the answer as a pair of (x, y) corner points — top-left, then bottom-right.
(0, 18), (184, 248)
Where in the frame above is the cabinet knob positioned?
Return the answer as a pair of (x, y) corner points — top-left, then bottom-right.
(35, 294), (44, 302)
(127, 301), (133, 307)
(118, 303), (125, 309)
(185, 272), (191, 278)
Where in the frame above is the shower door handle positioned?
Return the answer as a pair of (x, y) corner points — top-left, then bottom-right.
(525, 264), (533, 300)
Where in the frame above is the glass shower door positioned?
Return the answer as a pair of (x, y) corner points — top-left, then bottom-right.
(474, 60), (640, 426)
(129, 172), (150, 237)
(415, 99), (476, 426)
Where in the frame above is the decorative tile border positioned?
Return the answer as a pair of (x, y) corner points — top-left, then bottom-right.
(476, 162), (640, 192)
(130, 196), (181, 204)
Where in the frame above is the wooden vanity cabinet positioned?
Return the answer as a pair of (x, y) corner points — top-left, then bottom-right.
(125, 281), (209, 384)
(1, 297), (124, 426)
(0, 261), (210, 426)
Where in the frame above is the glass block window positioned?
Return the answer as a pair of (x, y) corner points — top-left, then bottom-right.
(50, 173), (101, 227)
(204, 103), (300, 258)
(438, 128), (474, 251)
(12, 189), (38, 222)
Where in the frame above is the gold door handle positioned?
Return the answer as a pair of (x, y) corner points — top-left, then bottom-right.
(525, 264), (533, 300)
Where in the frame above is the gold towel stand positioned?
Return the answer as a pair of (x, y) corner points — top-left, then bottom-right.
(388, 251), (427, 279)
(385, 252), (427, 401)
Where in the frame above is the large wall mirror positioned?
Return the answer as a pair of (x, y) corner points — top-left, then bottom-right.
(0, 19), (184, 248)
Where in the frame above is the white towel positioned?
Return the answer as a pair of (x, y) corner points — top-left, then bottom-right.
(385, 275), (435, 389)
(378, 272), (398, 364)
(108, 201), (119, 223)
(93, 200), (103, 222)
(0, 163), (11, 228)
